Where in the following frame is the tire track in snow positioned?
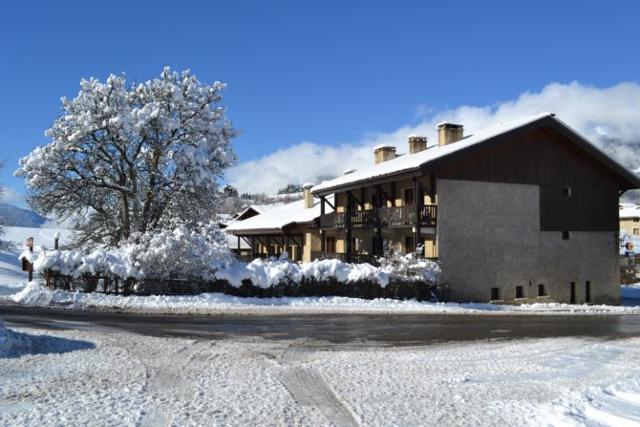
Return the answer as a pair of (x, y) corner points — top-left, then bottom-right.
(279, 341), (360, 427)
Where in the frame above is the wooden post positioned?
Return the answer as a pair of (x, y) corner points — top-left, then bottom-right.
(390, 182), (396, 207)
(375, 185), (383, 256)
(284, 235), (289, 259)
(54, 232), (60, 250)
(27, 237), (34, 282)
(413, 177), (421, 256)
(251, 236), (256, 258)
(345, 191), (352, 262)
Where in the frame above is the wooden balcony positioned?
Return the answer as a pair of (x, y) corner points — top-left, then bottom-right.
(319, 212), (346, 229)
(377, 204), (438, 228)
(311, 251), (379, 265)
(349, 209), (377, 229)
(319, 205), (437, 230)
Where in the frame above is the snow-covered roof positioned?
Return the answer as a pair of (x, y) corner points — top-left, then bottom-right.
(233, 204), (283, 220)
(226, 197), (333, 234)
(312, 112), (640, 194)
(620, 203), (640, 219)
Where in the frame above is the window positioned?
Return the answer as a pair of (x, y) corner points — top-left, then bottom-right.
(515, 286), (524, 299)
(634, 218), (640, 223)
(404, 236), (415, 253)
(570, 282), (576, 304)
(585, 281), (591, 303)
(325, 236), (336, 253)
(634, 229), (640, 235)
(562, 186), (572, 197)
(403, 188), (415, 206)
(562, 231), (570, 240)
(491, 287), (501, 301)
(538, 284), (547, 297)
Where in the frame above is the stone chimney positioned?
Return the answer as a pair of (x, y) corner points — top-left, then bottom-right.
(437, 122), (464, 146)
(373, 144), (397, 164)
(408, 135), (428, 154)
(302, 183), (314, 209)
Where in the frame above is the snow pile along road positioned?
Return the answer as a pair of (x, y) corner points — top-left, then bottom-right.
(8, 282), (640, 315)
(0, 321), (30, 358)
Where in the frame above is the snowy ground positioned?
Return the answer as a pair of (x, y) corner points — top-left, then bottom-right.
(1, 323), (640, 426)
(4, 281), (640, 316)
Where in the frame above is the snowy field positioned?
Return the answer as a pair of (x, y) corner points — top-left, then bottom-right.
(1, 323), (640, 426)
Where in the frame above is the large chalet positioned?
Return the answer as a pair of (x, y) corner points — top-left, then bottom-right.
(228, 113), (640, 304)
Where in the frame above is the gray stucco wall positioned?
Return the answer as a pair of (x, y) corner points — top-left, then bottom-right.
(437, 179), (620, 304)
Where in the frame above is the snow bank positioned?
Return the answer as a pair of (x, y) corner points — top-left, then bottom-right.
(0, 320), (30, 358)
(11, 282), (640, 315)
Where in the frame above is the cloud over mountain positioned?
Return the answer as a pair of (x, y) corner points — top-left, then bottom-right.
(226, 81), (640, 195)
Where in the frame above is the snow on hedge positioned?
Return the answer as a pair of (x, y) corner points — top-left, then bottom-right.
(23, 240), (439, 289)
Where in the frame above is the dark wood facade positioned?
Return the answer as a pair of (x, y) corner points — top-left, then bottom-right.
(429, 125), (626, 231)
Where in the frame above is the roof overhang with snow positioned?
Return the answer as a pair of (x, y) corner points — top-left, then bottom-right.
(311, 113), (640, 196)
(226, 196), (334, 235)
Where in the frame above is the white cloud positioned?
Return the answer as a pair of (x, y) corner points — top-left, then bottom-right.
(1, 187), (26, 208)
(228, 81), (640, 194)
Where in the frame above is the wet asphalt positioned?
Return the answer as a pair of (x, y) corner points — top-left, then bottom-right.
(2, 303), (640, 345)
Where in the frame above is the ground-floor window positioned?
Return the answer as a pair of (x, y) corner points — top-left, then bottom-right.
(404, 236), (415, 254)
(490, 287), (501, 301)
(585, 281), (591, 303)
(537, 284), (547, 297)
(325, 236), (336, 253)
(570, 282), (576, 304)
(515, 286), (524, 299)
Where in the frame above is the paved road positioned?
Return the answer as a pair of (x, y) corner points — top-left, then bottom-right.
(3, 303), (640, 344)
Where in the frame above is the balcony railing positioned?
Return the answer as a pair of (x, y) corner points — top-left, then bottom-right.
(319, 205), (437, 229)
(311, 251), (379, 265)
(349, 209), (377, 229)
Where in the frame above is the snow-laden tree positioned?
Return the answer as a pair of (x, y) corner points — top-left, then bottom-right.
(16, 67), (236, 247)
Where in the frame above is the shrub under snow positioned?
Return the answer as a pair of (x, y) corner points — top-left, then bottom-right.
(24, 242), (439, 290)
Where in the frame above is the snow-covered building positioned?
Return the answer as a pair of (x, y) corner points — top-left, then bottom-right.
(620, 203), (640, 236)
(310, 113), (640, 304)
(225, 188), (332, 262)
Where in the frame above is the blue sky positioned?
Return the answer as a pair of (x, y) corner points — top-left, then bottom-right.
(1, 1), (640, 202)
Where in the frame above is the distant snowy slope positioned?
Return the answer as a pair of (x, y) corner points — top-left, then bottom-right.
(0, 203), (47, 227)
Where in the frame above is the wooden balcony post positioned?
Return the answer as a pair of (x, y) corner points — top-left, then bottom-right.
(390, 182), (396, 207)
(345, 191), (352, 262)
(266, 235), (272, 257)
(413, 177), (421, 255)
(251, 236), (256, 258)
(375, 184), (383, 256)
